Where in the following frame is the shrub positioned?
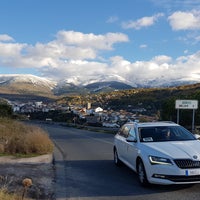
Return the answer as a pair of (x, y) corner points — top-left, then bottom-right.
(0, 103), (13, 118)
(24, 128), (54, 154)
(0, 188), (30, 200)
(0, 118), (54, 155)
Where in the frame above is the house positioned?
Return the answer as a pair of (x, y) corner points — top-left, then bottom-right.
(95, 107), (103, 112)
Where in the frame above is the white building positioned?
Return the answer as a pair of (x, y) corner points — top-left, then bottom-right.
(95, 107), (103, 112)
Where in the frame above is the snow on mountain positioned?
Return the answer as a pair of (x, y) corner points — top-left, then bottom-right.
(83, 74), (132, 86)
(0, 74), (199, 95)
(57, 76), (84, 86)
(85, 81), (133, 92)
(0, 74), (56, 89)
(60, 74), (133, 86)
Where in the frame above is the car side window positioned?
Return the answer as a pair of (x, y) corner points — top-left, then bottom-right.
(119, 125), (131, 138)
(129, 127), (136, 138)
(118, 126), (125, 136)
(118, 125), (136, 138)
(122, 125), (130, 138)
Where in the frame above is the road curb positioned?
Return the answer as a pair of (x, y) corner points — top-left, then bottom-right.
(53, 141), (68, 200)
(0, 154), (53, 164)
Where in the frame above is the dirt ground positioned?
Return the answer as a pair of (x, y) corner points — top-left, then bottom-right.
(0, 155), (55, 200)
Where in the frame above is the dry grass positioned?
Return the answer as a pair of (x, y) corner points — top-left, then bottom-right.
(0, 188), (31, 200)
(0, 118), (54, 199)
(0, 118), (54, 155)
(0, 188), (18, 200)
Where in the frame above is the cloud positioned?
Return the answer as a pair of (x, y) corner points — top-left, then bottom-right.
(194, 35), (200, 42)
(106, 16), (119, 23)
(151, 55), (172, 64)
(0, 34), (14, 42)
(168, 10), (200, 30)
(0, 30), (200, 86)
(56, 30), (129, 50)
(106, 52), (200, 86)
(122, 13), (164, 30)
(0, 30), (129, 75)
(139, 44), (148, 48)
(0, 42), (27, 57)
(150, 0), (200, 10)
(109, 55), (171, 82)
(40, 59), (110, 83)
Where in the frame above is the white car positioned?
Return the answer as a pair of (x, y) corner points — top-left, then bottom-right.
(103, 122), (120, 128)
(113, 121), (200, 186)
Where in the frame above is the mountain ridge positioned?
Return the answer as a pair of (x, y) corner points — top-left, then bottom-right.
(0, 74), (134, 97)
(0, 74), (199, 99)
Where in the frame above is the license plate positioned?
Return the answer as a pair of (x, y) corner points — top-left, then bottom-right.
(185, 169), (200, 176)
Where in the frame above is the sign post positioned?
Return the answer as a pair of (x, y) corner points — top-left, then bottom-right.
(175, 100), (198, 133)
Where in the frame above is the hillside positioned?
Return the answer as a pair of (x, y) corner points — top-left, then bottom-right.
(0, 74), (199, 126)
(0, 74), (56, 100)
(56, 82), (200, 126)
(85, 81), (133, 92)
(0, 74), (134, 100)
(61, 82), (200, 106)
(0, 74), (200, 118)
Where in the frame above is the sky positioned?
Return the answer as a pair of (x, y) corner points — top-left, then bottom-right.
(0, 0), (200, 86)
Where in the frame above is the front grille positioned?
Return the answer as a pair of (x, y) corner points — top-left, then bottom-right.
(174, 159), (200, 169)
(165, 175), (200, 182)
(153, 174), (200, 182)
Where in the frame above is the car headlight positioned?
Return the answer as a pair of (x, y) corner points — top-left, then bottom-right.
(149, 156), (173, 165)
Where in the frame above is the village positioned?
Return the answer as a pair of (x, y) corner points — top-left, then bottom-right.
(9, 100), (158, 127)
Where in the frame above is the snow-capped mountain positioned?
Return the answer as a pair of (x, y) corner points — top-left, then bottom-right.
(85, 81), (133, 92)
(0, 74), (56, 89)
(56, 73), (199, 89)
(0, 74), (134, 96)
(59, 74), (132, 86)
(0, 74), (199, 97)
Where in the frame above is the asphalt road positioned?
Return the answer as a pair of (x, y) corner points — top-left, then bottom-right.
(42, 123), (200, 200)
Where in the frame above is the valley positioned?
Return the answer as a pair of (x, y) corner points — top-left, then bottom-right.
(0, 74), (200, 128)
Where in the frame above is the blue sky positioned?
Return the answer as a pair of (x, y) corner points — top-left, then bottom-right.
(0, 0), (200, 86)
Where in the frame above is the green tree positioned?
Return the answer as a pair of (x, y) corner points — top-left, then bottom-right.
(161, 97), (177, 122)
(0, 103), (13, 117)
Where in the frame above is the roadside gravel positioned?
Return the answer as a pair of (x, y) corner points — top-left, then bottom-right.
(0, 154), (55, 199)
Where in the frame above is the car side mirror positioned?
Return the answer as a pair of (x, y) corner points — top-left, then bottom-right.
(126, 136), (137, 143)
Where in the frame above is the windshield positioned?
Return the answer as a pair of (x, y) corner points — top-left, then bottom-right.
(139, 126), (196, 142)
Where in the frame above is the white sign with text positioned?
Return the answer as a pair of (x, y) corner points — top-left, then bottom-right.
(175, 100), (198, 110)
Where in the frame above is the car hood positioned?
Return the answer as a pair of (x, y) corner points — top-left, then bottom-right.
(143, 140), (200, 159)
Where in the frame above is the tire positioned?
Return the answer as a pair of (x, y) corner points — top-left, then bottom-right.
(137, 159), (149, 186)
(114, 148), (121, 166)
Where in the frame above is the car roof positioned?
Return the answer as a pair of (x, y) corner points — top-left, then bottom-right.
(125, 121), (179, 128)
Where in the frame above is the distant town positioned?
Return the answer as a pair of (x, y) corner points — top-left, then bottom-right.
(9, 100), (158, 127)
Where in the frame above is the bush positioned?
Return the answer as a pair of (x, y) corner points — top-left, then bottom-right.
(0, 103), (13, 118)
(0, 188), (30, 200)
(0, 118), (54, 155)
(24, 128), (54, 154)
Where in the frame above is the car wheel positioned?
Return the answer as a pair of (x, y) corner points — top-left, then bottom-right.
(137, 159), (149, 186)
(114, 148), (121, 166)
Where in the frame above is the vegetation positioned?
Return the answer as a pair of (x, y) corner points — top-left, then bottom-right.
(29, 110), (74, 123)
(56, 83), (200, 127)
(0, 82), (56, 99)
(0, 118), (54, 155)
(0, 99), (13, 118)
(0, 188), (30, 200)
(1, 80), (200, 127)
(0, 118), (53, 199)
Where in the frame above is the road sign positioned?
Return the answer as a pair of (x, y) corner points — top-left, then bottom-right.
(175, 100), (198, 110)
